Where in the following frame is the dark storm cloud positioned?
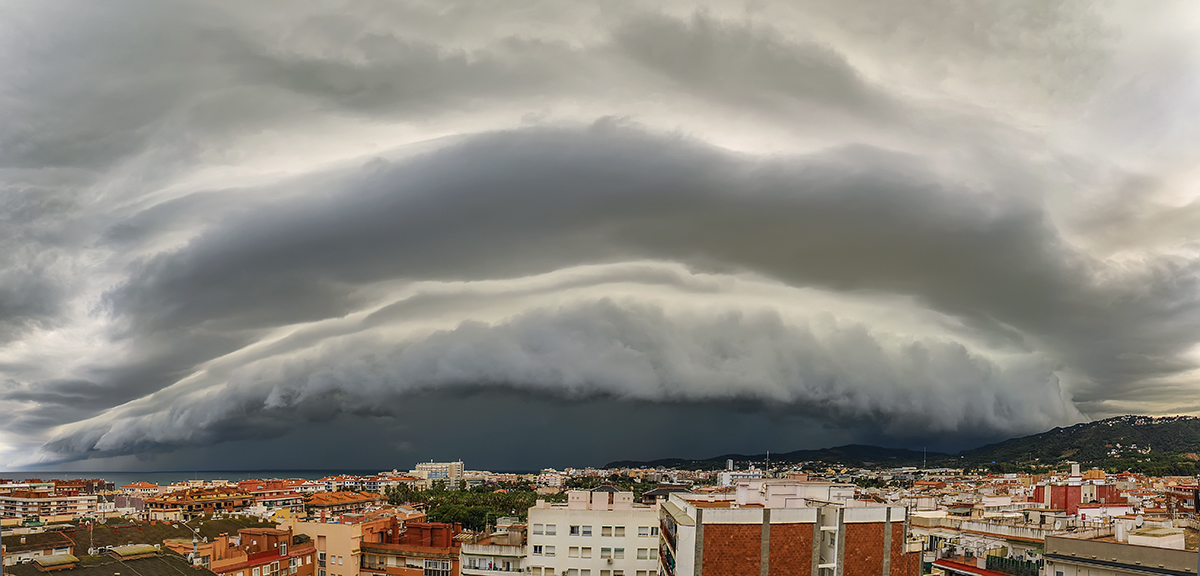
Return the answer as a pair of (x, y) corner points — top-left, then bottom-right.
(102, 127), (1200, 392)
(3, 0), (1200, 468)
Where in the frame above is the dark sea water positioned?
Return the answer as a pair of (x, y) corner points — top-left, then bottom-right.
(0, 470), (387, 487)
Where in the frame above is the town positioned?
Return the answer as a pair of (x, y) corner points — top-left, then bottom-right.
(2, 460), (1197, 576)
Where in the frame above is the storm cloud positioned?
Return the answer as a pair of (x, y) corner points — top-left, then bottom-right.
(3, 0), (1200, 469)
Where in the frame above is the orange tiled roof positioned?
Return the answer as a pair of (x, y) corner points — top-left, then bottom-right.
(305, 491), (383, 507)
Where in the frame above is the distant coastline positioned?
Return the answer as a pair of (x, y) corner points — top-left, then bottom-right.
(0, 469), (539, 486)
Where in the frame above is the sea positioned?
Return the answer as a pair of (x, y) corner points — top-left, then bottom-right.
(0, 470), (388, 487)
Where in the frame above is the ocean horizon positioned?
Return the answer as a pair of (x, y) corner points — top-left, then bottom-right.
(0, 469), (537, 487)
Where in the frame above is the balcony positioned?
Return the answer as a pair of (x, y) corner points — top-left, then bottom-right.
(461, 566), (522, 576)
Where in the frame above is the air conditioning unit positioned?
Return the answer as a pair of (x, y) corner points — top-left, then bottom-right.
(607, 559), (613, 565)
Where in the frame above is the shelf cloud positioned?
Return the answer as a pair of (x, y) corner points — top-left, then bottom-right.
(2, 0), (1200, 469)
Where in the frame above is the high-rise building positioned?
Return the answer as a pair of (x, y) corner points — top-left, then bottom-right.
(414, 461), (465, 490)
(526, 489), (662, 576)
(659, 480), (921, 576)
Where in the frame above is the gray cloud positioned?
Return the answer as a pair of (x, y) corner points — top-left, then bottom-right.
(2, 1), (1199, 469)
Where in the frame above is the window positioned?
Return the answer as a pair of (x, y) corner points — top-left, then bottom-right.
(614, 548), (624, 559)
(545, 546), (556, 557)
(637, 572), (648, 576)
(650, 527), (658, 537)
(582, 525), (592, 537)
(533, 524), (544, 535)
(306, 557), (311, 565)
(531, 569), (542, 576)
(649, 548), (657, 560)
(570, 525), (580, 536)
(613, 572), (624, 576)
(581, 571), (590, 576)
(318, 570), (325, 576)
(423, 559), (450, 576)
(533, 545), (543, 555)
(545, 524), (557, 536)
(280, 544), (287, 556)
(602, 526), (613, 537)
(338, 557), (343, 566)
(582, 547), (592, 558)
(569, 547), (580, 558)
(601, 548), (612, 559)
(601, 572), (611, 576)
(614, 526), (625, 537)
(638, 526), (649, 537)
(638, 549), (648, 560)
(253, 569), (261, 576)
(568, 571), (579, 576)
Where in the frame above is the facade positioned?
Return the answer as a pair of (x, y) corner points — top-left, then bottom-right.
(716, 470), (762, 488)
(359, 522), (463, 576)
(207, 528), (318, 576)
(144, 487), (255, 521)
(2, 530), (75, 565)
(285, 510), (427, 576)
(660, 481), (921, 576)
(526, 490), (661, 576)
(460, 526), (526, 575)
(1043, 534), (1198, 576)
(121, 482), (162, 498)
(303, 492), (385, 522)
(413, 463), (465, 490)
(0, 490), (98, 519)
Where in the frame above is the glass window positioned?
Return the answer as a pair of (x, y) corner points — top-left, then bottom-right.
(570, 525), (580, 536)
(614, 526), (625, 537)
(582, 547), (592, 559)
(569, 547), (580, 558)
(601, 572), (611, 576)
(649, 548), (657, 560)
(581, 571), (590, 576)
(601, 548), (612, 559)
(531, 569), (542, 576)
(638, 527), (649, 537)
(545, 546), (555, 557)
(637, 549), (648, 560)
(602, 526), (612, 537)
(533, 524), (544, 535)
(582, 525), (593, 536)
(568, 571), (578, 576)
(253, 569), (261, 576)
(614, 548), (624, 559)
(650, 527), (659, 537)
(533, 545), (543, 555)
(545, 524), (557, 536)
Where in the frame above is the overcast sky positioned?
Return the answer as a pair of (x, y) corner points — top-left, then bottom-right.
(3, 0), (1200, 472)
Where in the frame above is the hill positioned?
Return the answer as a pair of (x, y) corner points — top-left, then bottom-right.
(607, 415), (1200, 475)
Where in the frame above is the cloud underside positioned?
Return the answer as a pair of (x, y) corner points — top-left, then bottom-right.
(2, 1), (1200, 467)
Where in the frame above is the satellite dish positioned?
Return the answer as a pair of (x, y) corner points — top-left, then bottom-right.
(1134, 514), (1144, 528)
(1053, 520), (1062, 530)
(99, 518), (107, 524)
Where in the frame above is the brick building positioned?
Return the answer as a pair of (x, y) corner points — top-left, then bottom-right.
(660, 480), (920, 576)
(359, 521), (464, 576)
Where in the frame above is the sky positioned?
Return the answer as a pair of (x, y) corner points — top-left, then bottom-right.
(3, 0), (1200, 472)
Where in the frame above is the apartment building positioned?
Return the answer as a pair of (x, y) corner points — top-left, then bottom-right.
(0, 490), (98, 519)
(1039, 533), (1198, 576)
(460, 524), (526, 575)
(207, 527), (319, 576)
(359, 522), (464, 576)
(659, 480), (921, 576)
(414, 462), (465, 490)
(121, 482), (162, 498)
(1, 530), (75, 565)
(144, 487), (255, 521)
(303, 492), (384, 522)
(526, 489), (662, 576)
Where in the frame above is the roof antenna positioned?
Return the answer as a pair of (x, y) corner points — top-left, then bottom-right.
(923, 447), (926, 471)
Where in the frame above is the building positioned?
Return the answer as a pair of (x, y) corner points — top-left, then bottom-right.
(359, 521), (464, 576)
(284, 507), (427, 576)
(660, 480), (921, 576)
(144, 487), (255, 521)
(303, 492), (385, 522)
(208, 527), (318, 576)
(526, 489), (661, 576)
(460, 524), (526, 575)
(413, 463), (465, 490)
(49, 479), (114, 495)
(2, 529), (75, 565)
(0, 490), (99, 519)
(4, 546), (221, 576)
(121, 482), (162, 498)
(716, 470), (762, 488)
(1043, 532), (1199, 576)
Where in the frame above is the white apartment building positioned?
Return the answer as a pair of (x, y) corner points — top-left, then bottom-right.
(413, 461), (464, 490)
(526, 489), (661, 576)
(0, 490), (98, 519)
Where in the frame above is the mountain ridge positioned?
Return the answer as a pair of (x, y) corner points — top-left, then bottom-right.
(605, 415), (1200, 473)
